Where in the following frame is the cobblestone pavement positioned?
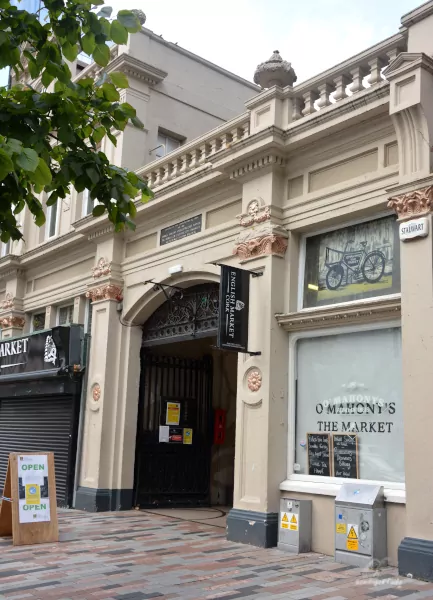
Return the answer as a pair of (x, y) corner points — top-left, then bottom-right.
(0, 510), (432, 600)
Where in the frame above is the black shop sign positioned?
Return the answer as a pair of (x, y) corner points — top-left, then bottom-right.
(217, 265), (250, 353)
(0, 330), (60, 376)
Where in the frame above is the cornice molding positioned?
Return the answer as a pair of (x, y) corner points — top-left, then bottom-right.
(276, 297), (401, 332)
(230, 151), (286, 180)
(106, 53), (168, 85)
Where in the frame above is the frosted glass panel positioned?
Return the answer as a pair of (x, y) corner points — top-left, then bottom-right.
(295, 327), (403, 482)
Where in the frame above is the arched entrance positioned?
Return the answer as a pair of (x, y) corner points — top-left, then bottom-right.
(133, 283), (237, 509)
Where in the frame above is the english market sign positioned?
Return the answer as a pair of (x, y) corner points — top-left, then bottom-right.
(0, 330), (59, 375)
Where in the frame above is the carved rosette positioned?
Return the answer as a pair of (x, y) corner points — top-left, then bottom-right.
(247, 370), (262, 392)
(0, 316), (25, 329)
(92, 384), (101, 402)
(92, 257), (112, 279)
(2, 292), (14, 310)
(388, 185), (433, 220)
(86, 284), (123, 303)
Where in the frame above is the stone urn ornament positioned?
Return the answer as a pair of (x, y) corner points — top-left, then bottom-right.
(254, 50), (297, 89)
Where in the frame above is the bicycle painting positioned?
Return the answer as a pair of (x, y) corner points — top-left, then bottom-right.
(324, 240), (386, 290)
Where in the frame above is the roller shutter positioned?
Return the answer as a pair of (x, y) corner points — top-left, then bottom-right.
(0, 395), (76, 507)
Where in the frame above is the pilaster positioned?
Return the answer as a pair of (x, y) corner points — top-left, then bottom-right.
(227, 166), (288, 548)
(0, 267), (26, 338)
(388, 183), (433, 580)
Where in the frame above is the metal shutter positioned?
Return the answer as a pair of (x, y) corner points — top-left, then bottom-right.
(0, 396), (75, 507)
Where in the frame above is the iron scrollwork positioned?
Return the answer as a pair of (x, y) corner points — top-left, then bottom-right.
(142, 284), (219, 345)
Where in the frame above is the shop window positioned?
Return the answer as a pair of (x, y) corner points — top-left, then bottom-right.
(302, 216), (400, 309)
(32, 312), (46, 331)
(294, 327), (403, 483)
(58, 305), (74, 326)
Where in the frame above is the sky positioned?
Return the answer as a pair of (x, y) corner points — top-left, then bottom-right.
(3, 0), (421, 86)
(108, 0), (420, 84)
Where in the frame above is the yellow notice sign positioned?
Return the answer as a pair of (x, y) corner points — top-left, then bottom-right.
(166, 402), (180, 426)
(280, 512), (289, 529)
(289, 513), (298, 531)
(25, 484), (41, 505)
(183, 428), (193, 445)
(336, 523), (347, 535)
(346, 524), (359, 551)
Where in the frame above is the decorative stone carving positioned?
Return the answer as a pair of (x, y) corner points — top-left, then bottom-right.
(247, 370), (262, 392)
(254, 50), (297, 89)
(131, 8), (146, 25)
(233, 223), (288, 259)
(2, 292), (14, 310)
(86, 284), (123, 303)
(0, 316), (25, 329)
(92, 384), (101, 402)
(238, 200), (271, 227)
(388, 186), (433, 220)
(92, 257), (112, 279)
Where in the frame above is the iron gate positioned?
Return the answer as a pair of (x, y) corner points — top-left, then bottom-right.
(134, 352), (213, 507)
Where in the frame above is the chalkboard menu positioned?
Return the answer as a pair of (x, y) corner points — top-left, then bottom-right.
(332, 434), (359, 479)
(160, 215), (202, 246)
(307, 433), (331, 476)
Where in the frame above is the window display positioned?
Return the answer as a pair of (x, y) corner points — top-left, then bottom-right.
(295, 327), (403, 482)
(303, 216), (400, 308)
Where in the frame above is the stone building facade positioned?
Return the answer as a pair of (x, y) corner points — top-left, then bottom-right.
(2, 0), (433, 581)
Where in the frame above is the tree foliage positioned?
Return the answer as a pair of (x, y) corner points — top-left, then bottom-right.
(0, 0), (153, 243)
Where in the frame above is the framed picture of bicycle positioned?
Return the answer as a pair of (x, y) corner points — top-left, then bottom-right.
(303, 216), (400, 308)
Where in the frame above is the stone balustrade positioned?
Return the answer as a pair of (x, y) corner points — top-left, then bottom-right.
(138, 113), (250, 189)
(290, 32), (407, 119)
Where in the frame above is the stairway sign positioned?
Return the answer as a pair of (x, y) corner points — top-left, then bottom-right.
(0, 452), (58, 546)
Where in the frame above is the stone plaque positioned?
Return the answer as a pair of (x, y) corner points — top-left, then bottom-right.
(160, 215), (202, 246)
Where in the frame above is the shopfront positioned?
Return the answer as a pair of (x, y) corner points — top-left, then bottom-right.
(0, 326), (84, 507)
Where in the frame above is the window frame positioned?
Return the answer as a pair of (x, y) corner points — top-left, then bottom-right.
(155, 131), (182, 159)
(30, 311), (46, 332)
(57, 303), (74, 326)
(298, 211), (399, 312)
(46, 200), (60, 240)
(283, 319), (405, 504)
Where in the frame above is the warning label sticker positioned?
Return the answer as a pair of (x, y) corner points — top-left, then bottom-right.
(290, 514), (298, 531)
(346, 524), (359, 551)
(280, 512), (289, 529)
(336, 523), (346, 535)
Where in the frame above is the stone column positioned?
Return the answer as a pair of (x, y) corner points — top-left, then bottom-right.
(388, 184), (433, 580)
(226, 164), (289, 547)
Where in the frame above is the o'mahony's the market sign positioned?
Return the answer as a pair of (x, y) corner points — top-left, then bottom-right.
(0, 330), (59, 375)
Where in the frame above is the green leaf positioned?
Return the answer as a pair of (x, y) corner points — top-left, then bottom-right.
(6, 138), (23, 154)
(97, 6), (113, 18)
(119, 102), (136, 118)
(110, 20), (128, 45)
(16, 147), (39, 172)
(86, 167), (99, 185)
(93, 125), (105, 144)
(81, 32), (96, 55)
(62, 41), (79, 62)
(92, 204), (105, 217)
(106, 131), (117, 146)
(131, 115), (144, 129)
(128, 200), (137, 218)
(41, 69), (55, 88)
(0, 148), (13, 181)
(99, 17), (111, 38)
(93, 43), (110, 67)
(126, 171), (138, 186)
(102, 82), (120, 101)
(27, 59), (39, 79)
(34, 210), (46, 227)
(29, 158), (52, 186)
(110, 70), (129, 88)
(117, 10), (141, 32)
(46, 191), (58, 206)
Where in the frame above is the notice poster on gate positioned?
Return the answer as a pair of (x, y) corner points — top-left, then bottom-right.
(17, 455), (50, 524)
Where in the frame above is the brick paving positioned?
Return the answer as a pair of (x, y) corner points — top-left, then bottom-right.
(0, 510), (432, 600)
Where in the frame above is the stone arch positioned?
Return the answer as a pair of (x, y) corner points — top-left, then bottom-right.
(123, 269), (220, 327)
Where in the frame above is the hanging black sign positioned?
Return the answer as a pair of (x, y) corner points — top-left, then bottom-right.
(0, 330), (60, 376)
(217, 265), (250, 353)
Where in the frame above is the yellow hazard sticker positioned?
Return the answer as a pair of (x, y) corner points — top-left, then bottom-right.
(289, 513), (298, 531)
(336, 523), (346, 535)
(347, 525), (358, 540)
(347, 539), (359, 551)
(280, 512), (289, 529)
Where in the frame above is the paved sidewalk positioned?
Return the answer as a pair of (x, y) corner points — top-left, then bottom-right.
(0, 510), (431, 600)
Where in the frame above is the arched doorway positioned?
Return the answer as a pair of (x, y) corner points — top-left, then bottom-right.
(134, 284), (237, 509)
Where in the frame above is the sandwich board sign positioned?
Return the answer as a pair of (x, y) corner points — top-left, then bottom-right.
(0, 452), (58, 546)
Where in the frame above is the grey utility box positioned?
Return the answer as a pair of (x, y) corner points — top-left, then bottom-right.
(335, 483), (387, 568)
(278, 498), (312, 553)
